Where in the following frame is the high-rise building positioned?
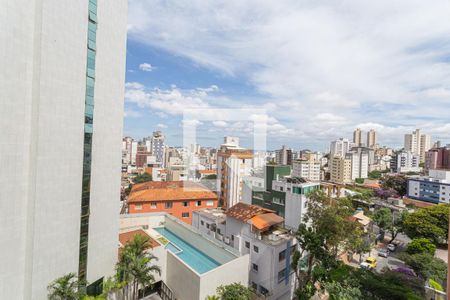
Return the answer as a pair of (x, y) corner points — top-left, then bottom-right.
(390, 151), (421, 173)
(330, 138), (352, 158)
(275, 145), (293, 165)
(0, 1), (127, 298)
(292, 159), (321, 181)
(348, 147), (370, 180)
(353, 128), (363, 146)
(150, 131), (165, 166)
(367, 129), (377, 149)
(404, 129), (431, 163)
(217, 137), (253, 208)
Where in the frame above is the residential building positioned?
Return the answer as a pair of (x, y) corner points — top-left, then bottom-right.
(131, 140), (138, 165)
(275, 145), (293, 165)
(217, 137), (253, 208)
(265, 164), (292, 191)
(167, 164), (188, 181)
(407, 169), (450, 204)
(348, 147), (370, 180)
(135, 144), (150, 168)
(329, 156), (352, 184)
(404, 129), (432, 163)
(353, 128), (363, 146)
(0, 0), (127, 298)
(292, 159), (321, 181)
(127, 181), (218, 224)
(390, 151), (421, 173)
(150, 131), (166, 166)
(330, 138), (352, 158)
(426, 146), (450, 170)
(193, 204), (297, 300)
(367, 129), (377, 149)
(120, 213), (249, 300)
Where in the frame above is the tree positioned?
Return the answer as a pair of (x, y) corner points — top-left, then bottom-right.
(373, 208), (392, 230)
(368, 170), (382, 179)
(321, 281), (362, 300)
(47, 273), (84, 300)
(380, 175), (407, 196)
(216, 283), (252, 300)
(116, 234), (161, 299)
(406, 238), (436, 255)
(402, 204), (449, 244)
(400, 253), (447, 282)
(292, 191), (360, 297)
(133, 172), (152, 184)
(205, 295), (220, 300)
(346, 228), (372, 263)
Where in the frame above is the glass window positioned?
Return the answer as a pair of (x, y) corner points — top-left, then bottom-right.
(150, 202), (157, 209)
(196, 200), (201, 206)
(201, 220), (204, 226)
(279, 250), (286, 261)
(182, 212), (189, 218)
(252, 263), (258, 272)
(164, 202), (173, 209)
(245, 241), (250, 248)
(135, 204), (142, 210)
(182, 201), (189, 207)
(253, 245), (259, 253)
(88, 39), (96, 50)
(278, 269), (286, 283)
(206, 200), (214, 206)
(89, 11), (97, 23)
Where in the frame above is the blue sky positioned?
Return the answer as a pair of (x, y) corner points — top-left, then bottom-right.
(124, 0), (450, 151)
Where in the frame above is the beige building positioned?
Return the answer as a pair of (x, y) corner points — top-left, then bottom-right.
(330, 156), (352, 184)
(367, 129), (377, 149)
(353, 128), (363, 146)
(404, 129), (431, 163)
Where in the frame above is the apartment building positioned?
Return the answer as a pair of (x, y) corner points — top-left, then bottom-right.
(330, 138), (352, 158)
(426, 146), (450, 170)
(217, 137), (253, 208)
(348, 147), (370, 180)
(353, 128), (363, 146)
(404, 129), (432, 163)
(292, 159), (321, 181)
(193, 204), (297, 300)
(127, 181), (218, 224)
(407, 169), (450, 204)
(0, 0), (127, 298)
(329, 156), (352, 184)
(391, 151), (421, 173)
(275, 145), (293, 165)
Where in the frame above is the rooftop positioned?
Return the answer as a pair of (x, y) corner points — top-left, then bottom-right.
(225, 202), (274, 222)
(194, 208), (226, 223)
(128, 181), (217, 203)
(119, 229), (160, 249)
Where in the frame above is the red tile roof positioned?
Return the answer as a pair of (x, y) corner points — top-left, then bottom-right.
(225, 202), (275, 222)
(128, 181), (217, 203)
(119, 229), (159, 248)
(199, 169), (217, 174)
(250, 213), (284, 230)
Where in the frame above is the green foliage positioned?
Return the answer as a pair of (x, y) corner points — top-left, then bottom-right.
(406, 238), (436, 255)
(205, 295), (220, 300)
(428, 279), (444, 292)
(402, 204), (449, 244)
(133, 172), (153, 184)
(400, 253), (447, 282)
(355, 178), (365, 184)
(380, 175), (407, 196)
(322, 281), (362, 300)
(368, 170), (383, 179)
(373, 208), (392, 230)
(203, 174), (217, 180)
(216, 283), (252, 300)
(47, 273), (85, 300)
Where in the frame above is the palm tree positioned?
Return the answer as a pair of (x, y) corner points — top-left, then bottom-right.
(47, 273), (83, 300)
(116, 234), (161, 299)
(206, 295), (220, 300)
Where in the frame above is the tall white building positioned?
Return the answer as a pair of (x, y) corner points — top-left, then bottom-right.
(150, 131), (165, 166)
(353, 128), (363, 146)
(404, 129), (431, 163)
(0, 1), (127, 298)
(292, 159), (321, 181)
(348, 147), (370, 180)
(330, 138), (352, 158)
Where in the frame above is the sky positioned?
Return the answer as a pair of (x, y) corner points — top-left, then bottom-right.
(124, 0), (450, 151)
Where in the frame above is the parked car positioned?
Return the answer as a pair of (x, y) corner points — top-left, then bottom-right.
(387, 243), (397, 252)
(378, 248), (389, 258)
(360, 257), (378, 270)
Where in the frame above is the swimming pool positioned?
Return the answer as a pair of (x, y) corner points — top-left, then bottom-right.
(155, 227), (220, 274)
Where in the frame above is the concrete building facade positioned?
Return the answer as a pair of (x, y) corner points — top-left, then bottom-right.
(0, 0), (127, 298)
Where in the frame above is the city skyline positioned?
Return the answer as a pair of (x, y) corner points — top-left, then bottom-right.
(124, 0), (450, 149)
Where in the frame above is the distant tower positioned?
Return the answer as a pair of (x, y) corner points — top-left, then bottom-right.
(353, 128), (363, 146)
(367, 129), (377, 149)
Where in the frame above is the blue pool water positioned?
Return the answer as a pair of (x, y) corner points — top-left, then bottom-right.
(155, 227), (220, 274)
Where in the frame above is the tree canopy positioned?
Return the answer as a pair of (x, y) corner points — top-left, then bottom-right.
(402, 204), (449, 244)
(216, 283), (252, 300)
(380, 175), (407, 196)
(133, 172), (153, 184)
(406, 238), (436, 255)
(400, 252), (447, 283)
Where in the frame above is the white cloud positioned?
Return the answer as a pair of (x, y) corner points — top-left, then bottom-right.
(139, 62), (154, 72)
(212, 120), (228, 127)
(128, 0), (450, 147)
(124, 109), (142, 118)
(157, 123), (168, 128)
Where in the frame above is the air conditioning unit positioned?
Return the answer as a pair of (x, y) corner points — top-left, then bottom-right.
(142, 225), (149, 229)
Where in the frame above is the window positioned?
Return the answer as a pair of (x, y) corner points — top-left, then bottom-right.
(253, 245), (259, 253)
(278, 268), (286, 283)
(251, 282), (257, 290)
(206, 223), (210, 229)
(201, 220), (204, 226)
(135, 204), (142, 210)
(252, 263), (258, 272)
(150, 202), (157, 209)
(245, 241), (250, 249)
(165, 202), (173, 209)
(182, 212), (189, 218)
(217, 228), (221, 234)
(279, 250), (286, 261)
(206, 200), (214, 206)
(231, 235), (234, 241)
(182, 201), (189, 207)
(196, 200), (202, 206)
